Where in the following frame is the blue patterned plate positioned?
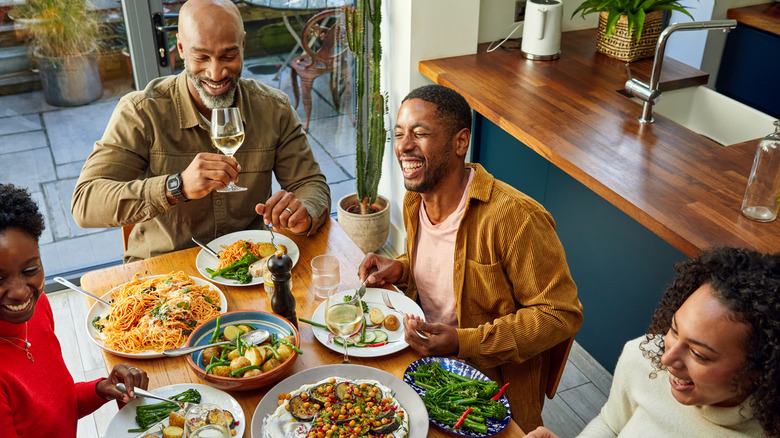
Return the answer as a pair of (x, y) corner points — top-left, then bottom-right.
(403, 357), (511, 437)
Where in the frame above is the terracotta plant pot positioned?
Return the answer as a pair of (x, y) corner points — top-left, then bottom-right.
(337, 194), (390, 254)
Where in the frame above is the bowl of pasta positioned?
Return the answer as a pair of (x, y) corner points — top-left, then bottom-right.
(185, 311), (301, 391)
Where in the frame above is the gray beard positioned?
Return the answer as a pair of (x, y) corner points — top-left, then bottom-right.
(185, 65), (240, 110)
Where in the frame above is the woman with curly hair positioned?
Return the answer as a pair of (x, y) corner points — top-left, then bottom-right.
(0, 183), (150, 437)
(526, 247), (779, 437)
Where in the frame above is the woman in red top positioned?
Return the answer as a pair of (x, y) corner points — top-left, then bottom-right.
(0, 183), (149, 437)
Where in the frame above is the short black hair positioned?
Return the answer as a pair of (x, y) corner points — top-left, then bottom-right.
(0, 183), (45, 241)
(402, 84), (472, 136)
(641, 247), (780, 436)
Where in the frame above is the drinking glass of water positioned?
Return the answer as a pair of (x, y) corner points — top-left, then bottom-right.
(210, 107), (247, 192)
(311, 254), (339, 299)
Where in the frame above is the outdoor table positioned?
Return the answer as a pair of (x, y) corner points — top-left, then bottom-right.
(80, 218), (524, 437)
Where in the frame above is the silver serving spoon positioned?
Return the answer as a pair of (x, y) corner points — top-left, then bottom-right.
(117, 383), (195, 412)
(162, 328), (270, 357)
(53, 276), (111, 306)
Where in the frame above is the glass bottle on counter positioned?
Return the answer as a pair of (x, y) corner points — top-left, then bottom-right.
(741, 120), (780, 222)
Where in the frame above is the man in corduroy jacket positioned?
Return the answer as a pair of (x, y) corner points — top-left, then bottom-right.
(358, 84), (583, 431)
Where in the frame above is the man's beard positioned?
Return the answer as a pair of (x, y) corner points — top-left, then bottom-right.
(185, 64), (241, 110)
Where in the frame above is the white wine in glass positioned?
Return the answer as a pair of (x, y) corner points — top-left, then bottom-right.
(183, 403), (231, 438)
(325, 288), (363, 364)
(211, 107), (247, 192)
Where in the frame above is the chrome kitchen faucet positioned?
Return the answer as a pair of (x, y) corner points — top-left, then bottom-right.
(624, 19), (737, 124)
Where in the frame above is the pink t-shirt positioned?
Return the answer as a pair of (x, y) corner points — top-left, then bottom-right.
(413, 168), (475, 326)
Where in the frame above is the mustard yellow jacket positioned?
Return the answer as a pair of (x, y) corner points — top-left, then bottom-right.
(397, 163), (583, 431)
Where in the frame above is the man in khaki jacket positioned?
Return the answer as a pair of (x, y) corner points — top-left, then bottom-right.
(71, 0), (330, 262)
(359, 84), (583, 431)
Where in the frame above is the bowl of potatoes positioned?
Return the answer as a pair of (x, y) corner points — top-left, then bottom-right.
(185, 311), (301, 391)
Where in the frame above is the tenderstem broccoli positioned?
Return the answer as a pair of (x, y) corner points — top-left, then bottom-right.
(408, 362), (506, 433)
(128, 388), (202, 432)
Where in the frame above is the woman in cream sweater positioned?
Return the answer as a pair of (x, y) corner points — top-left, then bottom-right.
(527, 247), (779, 438)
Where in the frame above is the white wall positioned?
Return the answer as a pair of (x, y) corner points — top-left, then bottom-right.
(381, 0), (481, 253)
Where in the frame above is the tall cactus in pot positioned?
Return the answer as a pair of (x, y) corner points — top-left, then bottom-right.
(344, 0), (387, 215)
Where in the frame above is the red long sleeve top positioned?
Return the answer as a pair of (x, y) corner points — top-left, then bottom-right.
(0, 293), (108, 437)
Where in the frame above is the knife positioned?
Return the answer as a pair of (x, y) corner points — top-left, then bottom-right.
(192, 237), (220, 259)
(133, 421), (164, 438)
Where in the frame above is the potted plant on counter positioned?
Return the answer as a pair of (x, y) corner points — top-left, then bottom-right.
(336, 0), (391, 254)
(571, 0), (694, 62)
(22, 0), (103, 106)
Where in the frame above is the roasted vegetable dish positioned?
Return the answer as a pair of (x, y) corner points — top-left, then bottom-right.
(262, 377), (409, 438)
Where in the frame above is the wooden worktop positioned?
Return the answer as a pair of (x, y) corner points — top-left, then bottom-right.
(728, 2), (780, 36)
(419, 29), (780, 256)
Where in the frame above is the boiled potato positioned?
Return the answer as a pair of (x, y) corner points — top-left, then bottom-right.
(262, 358), (281, 373)
(223, 325), (241, 341)
(237, 324), (253, 334)
(244, 368), (263, 377)
(384, 314), (400, 331)
(245, 346), (267, 366)
(257, 242), (276, 258)
(201, 346), (221, 366)
(169, 410), (185, 429)
(230, 356), (251, 372)
(369, 307), (385, 325)
(227, 349), (241, 361)
(162, 426), (184, 438)
(276, 343), (292, 361)
(211, 366), (232, 377)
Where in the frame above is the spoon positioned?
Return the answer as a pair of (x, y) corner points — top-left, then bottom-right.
(53, 276), (111, 306)
(117, 383), (195, 412)
(162, 328), (270, 357)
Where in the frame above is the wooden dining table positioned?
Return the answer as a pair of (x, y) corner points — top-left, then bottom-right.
(80, 218), (525, 437)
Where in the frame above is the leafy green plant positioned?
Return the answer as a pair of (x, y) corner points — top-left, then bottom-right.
(572, 0), (694, 41)
(344, 0), (388, 215)
(21, 0), (99, 57)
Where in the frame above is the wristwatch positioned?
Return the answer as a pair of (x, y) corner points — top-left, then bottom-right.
(166, 173), (189, 202)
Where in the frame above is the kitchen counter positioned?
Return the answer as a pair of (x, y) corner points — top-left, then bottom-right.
(419, 29), (779, 257)
(727, 2), (780, 36)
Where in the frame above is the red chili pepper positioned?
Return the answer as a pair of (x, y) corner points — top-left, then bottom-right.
(454, 408), (473, 428)
(492, 382), (510, 400)
(365, 341), (387, 347)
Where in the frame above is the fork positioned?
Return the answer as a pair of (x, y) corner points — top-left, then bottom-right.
(381, 289), (429, 339)
(117, 383), (195, 412)
(264, 221), (278, 250)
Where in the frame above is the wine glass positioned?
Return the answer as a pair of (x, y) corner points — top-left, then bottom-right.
(210, 107), (247, 192)
(183, 403), (231, 438)
(325, 287), (363, 364)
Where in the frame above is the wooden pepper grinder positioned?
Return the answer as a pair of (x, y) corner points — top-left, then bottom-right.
(268, 249), (297, 328)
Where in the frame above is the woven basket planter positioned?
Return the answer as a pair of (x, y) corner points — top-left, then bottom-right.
(596, 10), (664, 62)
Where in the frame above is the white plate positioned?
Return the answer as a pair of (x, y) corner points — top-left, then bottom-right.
(105, 383), (245, 438)
(310, 288), (425, 357)
(85, 275), (228, 359)
(195, 230), (300, 287)
(250, 364), (428, 438)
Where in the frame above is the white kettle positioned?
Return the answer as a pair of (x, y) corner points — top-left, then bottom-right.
(521, 0), (563, 60)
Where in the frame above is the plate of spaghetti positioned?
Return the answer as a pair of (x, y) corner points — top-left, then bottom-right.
(195, 230), (300, 287)
(86, 271), (228, 358)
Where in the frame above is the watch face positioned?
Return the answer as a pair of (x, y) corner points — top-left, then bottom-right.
(167, 175), (180, 190)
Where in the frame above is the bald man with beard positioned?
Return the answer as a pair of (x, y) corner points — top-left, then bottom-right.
(72, 0), (330, 262)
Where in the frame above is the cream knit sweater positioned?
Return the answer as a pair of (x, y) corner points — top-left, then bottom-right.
(578, 337), (762, 437)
